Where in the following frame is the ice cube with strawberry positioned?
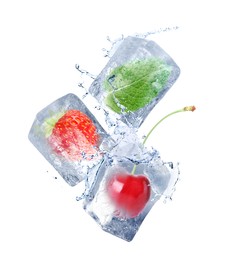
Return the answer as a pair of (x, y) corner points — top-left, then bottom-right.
(28, 93), (111, 186)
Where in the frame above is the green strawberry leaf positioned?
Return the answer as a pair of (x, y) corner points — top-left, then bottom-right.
(42, 111), (65, 138)
(103, 58), (171, 113)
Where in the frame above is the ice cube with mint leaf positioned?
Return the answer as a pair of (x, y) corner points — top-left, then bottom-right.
(89, 36), (180, 128)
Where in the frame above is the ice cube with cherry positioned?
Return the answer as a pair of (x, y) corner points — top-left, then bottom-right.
(83, 150), (179, 241)
(83, 106), (195, 241)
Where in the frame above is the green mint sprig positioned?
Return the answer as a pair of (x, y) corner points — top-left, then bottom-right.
(104, 58), (171, 113)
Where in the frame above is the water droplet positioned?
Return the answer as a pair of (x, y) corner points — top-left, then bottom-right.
(135, 26), (180, 39)
(75, 64), (96, 79)
(94, 105), (101, 110)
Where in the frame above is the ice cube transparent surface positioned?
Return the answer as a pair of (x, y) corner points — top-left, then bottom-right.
(89, 36), (180, 128)
(83, 149), (179, 242)
(28, 93), (112, 186)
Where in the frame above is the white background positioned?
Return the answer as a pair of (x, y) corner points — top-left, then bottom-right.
(1, 1), (228, 259)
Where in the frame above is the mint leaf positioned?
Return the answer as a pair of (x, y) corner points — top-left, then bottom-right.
(104, 58), (171, 113)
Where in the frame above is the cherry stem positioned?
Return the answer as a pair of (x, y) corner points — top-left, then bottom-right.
(131, 106), (196, 175)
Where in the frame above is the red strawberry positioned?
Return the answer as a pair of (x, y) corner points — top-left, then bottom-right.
(45, 110), (100, 161)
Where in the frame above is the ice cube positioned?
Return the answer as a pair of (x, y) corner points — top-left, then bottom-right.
(83, 151), (179, 242)
(28, 93), (113, 186)
(89, 36), (180, 128)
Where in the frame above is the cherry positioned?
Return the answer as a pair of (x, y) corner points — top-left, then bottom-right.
(106, 106), (196, 219)
(107, 172), (151, 218)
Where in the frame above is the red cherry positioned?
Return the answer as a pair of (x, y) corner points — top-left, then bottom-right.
(106, 172), (151, 218)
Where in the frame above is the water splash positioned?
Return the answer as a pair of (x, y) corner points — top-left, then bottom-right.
(135, 26), (179, 39)
(162, 162), (181, 202)
(75, 64), (96, 80)
(76, 139), (180, 204)
(76, 82), (89, 99)
(75, 175), (90, 201)
(75, 26), (179, 78)
(102, 26), (179, 58)
(101, 34), (125, 58)
(75, 157), (105, 201)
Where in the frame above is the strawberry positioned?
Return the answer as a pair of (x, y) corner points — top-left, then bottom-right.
(45, 109), (100, 161)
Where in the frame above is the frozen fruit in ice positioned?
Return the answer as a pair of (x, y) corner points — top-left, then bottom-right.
(104, 58), (171, 113)
(105, 106), (196, 219)
(44, 109), (100, 161)
(106, 172), (151, 218)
